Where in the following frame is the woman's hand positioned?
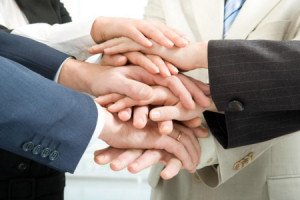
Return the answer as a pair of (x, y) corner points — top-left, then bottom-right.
(91, 17), (189, 48)
(89, 37), (209, 70)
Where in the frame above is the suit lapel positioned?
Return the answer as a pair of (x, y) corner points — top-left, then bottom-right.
(226, 0), (281, 39)
(188, 0), (224, 40)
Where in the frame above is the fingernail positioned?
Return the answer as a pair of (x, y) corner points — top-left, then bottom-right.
(98, 155), (108, 163)
(153, 66), (160, 74)
(182, 39), (189, 45)
(114, 160), (123, 168)
(146, 40), (153, 47)
(161, 125), (171, 133)
(151, 111), (161, 119)
(167, 40), (174, 47)
(173, 67), (179, 74)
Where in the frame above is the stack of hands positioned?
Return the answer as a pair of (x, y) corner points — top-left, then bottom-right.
(60, 17), (217, 180)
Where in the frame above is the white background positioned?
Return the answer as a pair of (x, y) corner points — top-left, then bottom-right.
(60, 1), (152, 200)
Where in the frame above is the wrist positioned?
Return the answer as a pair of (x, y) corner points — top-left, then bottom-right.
(58, 58), (91, 93)
(195, 42), (208, 69)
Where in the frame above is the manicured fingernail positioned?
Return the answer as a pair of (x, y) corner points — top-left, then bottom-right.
(146, 40), (153, 47)
(161, 125), (171, 133)
(151, 111), (161, 119)
(167, 40), (174, 47)
(98, 155), (108, 163)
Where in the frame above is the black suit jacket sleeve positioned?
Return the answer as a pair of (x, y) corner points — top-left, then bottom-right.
(204, 40), (300, 148)
(0, 31), (69, 80)
(0, 0), (72, 32)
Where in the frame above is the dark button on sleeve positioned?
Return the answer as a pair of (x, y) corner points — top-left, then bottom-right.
(227, 100), (244, 112)
(49, 150), (59, 161)
(41, 148), (51, 158)
(32, 145), (43, 155)
(22, 142), (35, 152)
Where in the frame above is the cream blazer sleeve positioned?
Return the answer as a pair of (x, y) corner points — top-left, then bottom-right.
(12, 20), (95, 61)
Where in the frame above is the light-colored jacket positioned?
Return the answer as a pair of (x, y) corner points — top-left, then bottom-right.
(145, 0), (300, 199)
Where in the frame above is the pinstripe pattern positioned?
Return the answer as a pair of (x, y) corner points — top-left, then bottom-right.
(205, 40), (300, 148)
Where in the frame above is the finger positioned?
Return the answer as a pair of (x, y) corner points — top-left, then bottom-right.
(153, 135), (194, 171)
(160, 158), (182, 180)
(89, 38), (125, 54)
(125, 52), (160, 74)
(177, 74), (211, 108)
(182, 117), (202, 128)
(108, 97), (140, 113)
(150, 103), (202, 122)
(126, 27), (153, 47)
(153, 76), (195, 109)
(169, 126), (200, 168)
(147, 55), (171, 77)
(110, 149), (144, 171)
(121, 78), (153, 100)
(95, 93), (124, 107)
(118, 108), (132, 121)
(157, 120), (173, 135)
(175, 124), (201, 165)
(153, 23), (189, 48)
(104, 43), (142, 55)
(166, 62), (179, 75)
(108, 86), (179, 113)
(101, 54), (128, 66)
(133, 106), (149, 129)
(128, 150), (164, 173)
(138, 24), (174, 48)
(94, 147), (125, 165)
(193, 126), (209, 138)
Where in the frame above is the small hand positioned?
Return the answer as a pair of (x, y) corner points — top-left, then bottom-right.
(99, 111), (207, 171)
(94, 147), (183, 180)
(91, 17), (189, 48)
(101, 53), (179, 77)
(89, 37), (209, 70)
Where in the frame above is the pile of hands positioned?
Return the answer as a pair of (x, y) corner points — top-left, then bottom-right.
(60, 17), (217, 179)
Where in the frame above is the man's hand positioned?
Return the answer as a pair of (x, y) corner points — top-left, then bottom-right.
(94, 147), (183, 180)
(98, 110), (208, 171)
(91, 17), (189, 48)
(89, 37), (209, 71)
(101, 53), (179, 77)
(58, 59), (200, 109)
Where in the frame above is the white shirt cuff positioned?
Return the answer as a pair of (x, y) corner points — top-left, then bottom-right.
(54, 57), (72, 82)
(197, 131), (218, 169)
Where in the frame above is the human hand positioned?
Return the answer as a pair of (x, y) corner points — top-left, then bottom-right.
(89, 37), (209, 71)
(59, 60), (200, 109)
(98, 110), (208, 171)
(91, 17), (189, 48)
(94, 147), (183, 180)
(96, 80), (210, 133)
(101, 53), (179, 77)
